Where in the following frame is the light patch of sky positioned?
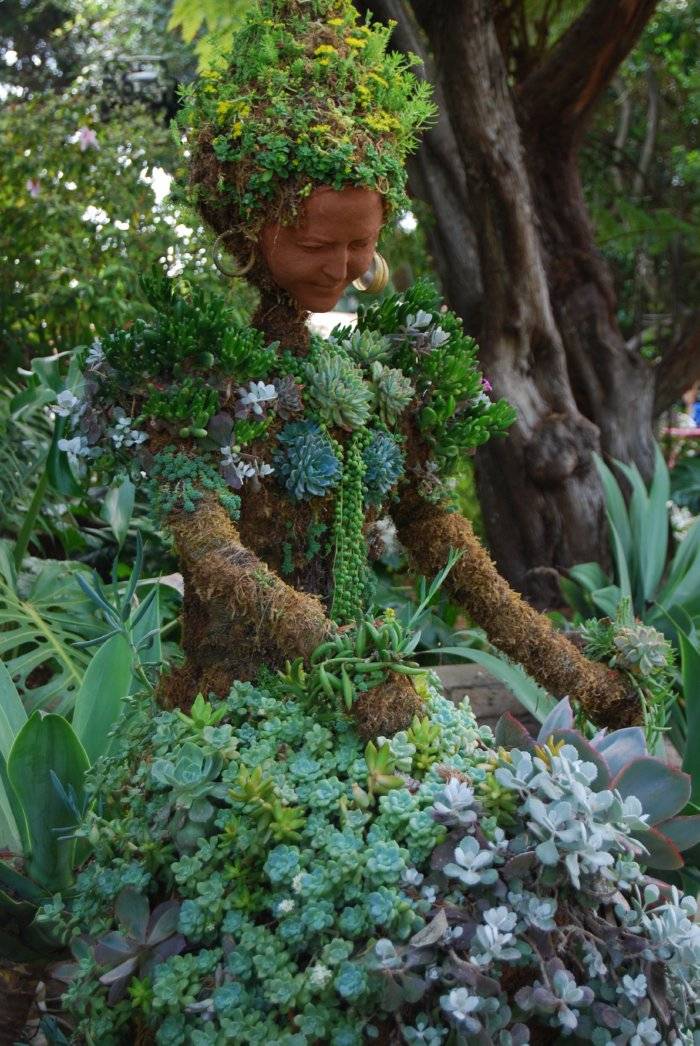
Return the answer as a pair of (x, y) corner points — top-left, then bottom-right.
(398, 210), (417, 233)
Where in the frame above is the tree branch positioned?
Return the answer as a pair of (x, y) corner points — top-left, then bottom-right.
(654, 311), (700, 415)
(357, 0), (483, 326)
(519, 0), (659, 137)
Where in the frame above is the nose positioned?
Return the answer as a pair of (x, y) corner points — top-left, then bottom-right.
(320, 248), (349, 284)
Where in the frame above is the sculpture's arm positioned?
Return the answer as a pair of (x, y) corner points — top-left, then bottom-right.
(167, 495), (333, 691)
(392, 489), (640, 729)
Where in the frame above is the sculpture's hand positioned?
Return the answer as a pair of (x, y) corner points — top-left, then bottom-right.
(163, 494), (333, 704)
(392, 488), (640, 729)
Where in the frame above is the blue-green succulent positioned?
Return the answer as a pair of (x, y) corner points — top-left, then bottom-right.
(273, 421), (342, 501)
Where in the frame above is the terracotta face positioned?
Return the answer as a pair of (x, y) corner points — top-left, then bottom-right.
(259, 186), (384, 312)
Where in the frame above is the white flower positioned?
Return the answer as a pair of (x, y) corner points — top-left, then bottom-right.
(276, 898), (295, 915)
(291, 873), (304, 894)
(308, 963), (332, 988)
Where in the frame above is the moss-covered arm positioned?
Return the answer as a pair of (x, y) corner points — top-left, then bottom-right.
(161, 495), (333, 706)
(392, 490), (640, 729)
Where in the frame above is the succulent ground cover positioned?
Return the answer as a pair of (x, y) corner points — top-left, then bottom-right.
(44, 613), (700, 1045)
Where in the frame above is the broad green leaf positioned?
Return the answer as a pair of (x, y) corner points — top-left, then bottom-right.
(100, 476), (135, 548)
(679, 631), (700, 804)
(72, 634), (132, 764)
(0, 658), (27, 760)
(432, 646), (556, 723)
(659, 815), (700, 852)
(612, 757), (691, 824)
(7, 712), (89, 892)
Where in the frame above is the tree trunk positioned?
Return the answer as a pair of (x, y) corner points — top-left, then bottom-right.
(362, 0), (661, 607)
(0, 961), (38, 1045)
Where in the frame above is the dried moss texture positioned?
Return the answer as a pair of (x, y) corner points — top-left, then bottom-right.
(165, 495), (332, 703)
(0, 962), (37, 1045)
(393, 491), (641, 730)
(353, 673), (423, 740)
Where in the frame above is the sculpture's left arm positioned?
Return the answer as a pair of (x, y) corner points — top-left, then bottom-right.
(391, 487), (640, 730)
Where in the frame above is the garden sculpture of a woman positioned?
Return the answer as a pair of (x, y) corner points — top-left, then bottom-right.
(64, 0), (638, 736)
(50, 5), (700, 1043)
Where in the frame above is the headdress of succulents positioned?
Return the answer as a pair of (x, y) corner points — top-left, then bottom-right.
(180, 0), (436, 315)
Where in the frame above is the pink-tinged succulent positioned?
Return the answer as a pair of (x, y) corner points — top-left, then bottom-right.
(495, 698), (700, 872)
(54, 888), (185, 1005)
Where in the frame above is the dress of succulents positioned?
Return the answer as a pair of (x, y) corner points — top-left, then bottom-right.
(51, 3), (699, 1043)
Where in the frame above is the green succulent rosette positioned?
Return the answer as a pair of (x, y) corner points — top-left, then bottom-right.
(177, 0), (436, 234)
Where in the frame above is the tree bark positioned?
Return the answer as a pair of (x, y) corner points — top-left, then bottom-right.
(364, 0), (660, 606)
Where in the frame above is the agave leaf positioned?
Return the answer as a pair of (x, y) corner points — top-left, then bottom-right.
(679, 631), (700, 804)
(434, 647), (556, 723)
(657, 515), (700, 607)
(536, 698), (574, 743)
(0, 858), (47, 904)
(591, 585), (624, 618)
(638, 445), (670, 602)
(592, 727), (647, 777)
(494, 712), (535, 752)
(593, 455), (632, 564)
(549, 729), (610, 788)
(567, 563), (612, 594)
(635, 827), (684, 871)
(612, 758), (691, 825)
(655, 814), (700, 852)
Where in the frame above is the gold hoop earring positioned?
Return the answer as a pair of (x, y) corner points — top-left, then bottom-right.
(212, 231), (256, 278)
(352, 252), (389, 294)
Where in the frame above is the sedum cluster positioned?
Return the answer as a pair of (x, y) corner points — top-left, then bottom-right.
(45, 630), (699, 1044)
(177, 0), (436, 233)
(47, 670), (487, 1044)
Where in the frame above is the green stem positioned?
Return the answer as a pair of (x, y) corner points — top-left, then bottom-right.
(13, 466), (50, 572)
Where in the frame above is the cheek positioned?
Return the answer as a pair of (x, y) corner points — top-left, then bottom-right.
(350, 244), (377, 280)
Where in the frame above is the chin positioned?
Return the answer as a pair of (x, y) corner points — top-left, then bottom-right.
(298, 289), (344, 312)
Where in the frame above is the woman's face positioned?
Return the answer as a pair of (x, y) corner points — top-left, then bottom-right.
(259, 186), (384, 312)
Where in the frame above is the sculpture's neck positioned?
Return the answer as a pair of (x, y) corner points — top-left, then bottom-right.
(253, 289), (311, 354)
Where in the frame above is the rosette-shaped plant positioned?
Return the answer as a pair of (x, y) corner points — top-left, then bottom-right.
(371, 361), (415, 426)
(363, 430), (404, 506)
(612, 623), (673, 676)
(151, 741), (228, 852)
(336, 328), (393, 366)
(274, 420), (342, 500)
(304, 352), (372, 431)
(496, 697), (700, 871)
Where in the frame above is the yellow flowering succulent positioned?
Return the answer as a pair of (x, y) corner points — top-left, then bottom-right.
(315, 44), (337, 56)
(345, 36), (367, 48)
